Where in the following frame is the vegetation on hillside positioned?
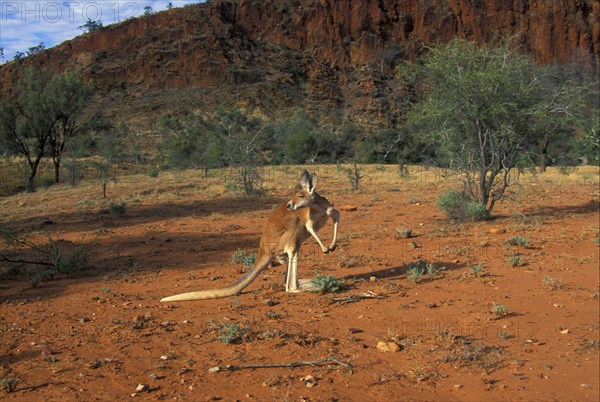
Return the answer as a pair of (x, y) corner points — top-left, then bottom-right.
(0, 40), (597, 204)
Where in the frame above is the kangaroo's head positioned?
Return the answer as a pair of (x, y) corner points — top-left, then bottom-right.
(286, 170), (317, 211)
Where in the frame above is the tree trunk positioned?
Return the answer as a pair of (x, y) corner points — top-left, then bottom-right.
(539, 135), (549, 173)
(53, 157), (61, 183)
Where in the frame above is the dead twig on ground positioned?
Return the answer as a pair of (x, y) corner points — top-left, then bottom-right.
(208, 357), (352, 373)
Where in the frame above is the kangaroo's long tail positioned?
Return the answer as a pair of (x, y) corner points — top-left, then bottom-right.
(160, 253), (272, 302)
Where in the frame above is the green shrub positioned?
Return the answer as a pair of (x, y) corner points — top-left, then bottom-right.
(311, 273), (343, 293)
(230, 248), (256, 271)
(148, 168), (159, 178)
(38, 175), (54, 189)
(505, 236), (530, 247)
(507, 254), (523, 267)
(491, 303), (509, 316)
(437, 190), (488, 222)
(218, 323), (248, 344)
(406, 259), (427, 283)
(100, 201), (127, 216)
(470, 263), (485, 278)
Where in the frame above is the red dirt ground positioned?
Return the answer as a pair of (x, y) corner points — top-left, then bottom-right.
(1, 165), (598, 401)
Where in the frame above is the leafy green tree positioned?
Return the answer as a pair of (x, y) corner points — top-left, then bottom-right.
(47, 70), (95, 183)
(275, 109), (328, 163)
(213, 107), (269, 195)
(94, 133), (125, 198)
(402, 39), (588, 215)
(160, 114), (221, 173)
(0, 68), (57, 191)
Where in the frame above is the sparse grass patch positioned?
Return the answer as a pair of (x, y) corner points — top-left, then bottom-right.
(507, 254), (523, 267)
(491, 302), (509, 316)
(406, 259), (444, 283)
(470, 263), (485, 278)
(218, 322), (249, 344)
(311, 273), (343, 293)
(543, 275), (565, 290)
(100, 201), (127, 216)
(1, 376), (19, 393)
(505, 236), (530, 247)
(426, 263), (445, 277)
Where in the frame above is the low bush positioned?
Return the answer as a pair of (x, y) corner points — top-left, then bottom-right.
(437, 190), (488, 222)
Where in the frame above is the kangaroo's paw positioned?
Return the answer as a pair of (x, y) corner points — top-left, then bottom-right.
(328, 243), (338, 252)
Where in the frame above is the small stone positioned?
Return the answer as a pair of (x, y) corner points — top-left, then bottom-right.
(265, 299), (279, 307)
(80, 316), (91, 323)
(160, 321), (170, 327)
(396, 227), (412, 239)
(149, 373), (158, 380)
(369, 276), (377, 282)
(160, 354), (171, 360)
(376, 341), (400, 353)
(301, 375), (317, 388)
(489, 228), (506, 234)
(339, 205), (358, 212)
(580, 383), (590, 388)
(136, 384), (149, 393)
(454, 384), (463, 389)
(560, 328), (570, 334)
(407, 242), (418, 249)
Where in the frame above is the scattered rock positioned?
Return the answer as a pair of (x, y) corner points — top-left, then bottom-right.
(301, 375), (317, 388)
(407, 241), (418, 249)
(136, 384), (149, 393)
(80, 316), (91, 323)
(339, 205), (358, 212)
(369, 276), (377, 282)
(396, 227), (412, 239)
(265, 299), (279, 307)
(376, 341), (400, 352)
(560, 328), (570, 334)
(149, 373), (158, 380)
(454, 384), (463, 389)
(580, 383), (590, 388)
(489, 228), (506, 234)
(160, 354), (171, 360)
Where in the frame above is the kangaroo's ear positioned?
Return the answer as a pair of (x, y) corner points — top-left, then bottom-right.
(300, 170), (316, 194)
(308, 173), (318, 193)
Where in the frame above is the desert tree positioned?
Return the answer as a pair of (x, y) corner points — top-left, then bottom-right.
(402, 39), (587, 215)
(26, 42), (45, 57)
(160, 113), (220, 174)
(46, 70), (95, 183)
(79, 18), (103, 32)
(0, 68), (58, 191)
(212, 106), (269, 195)
(94, 132), (125, 198)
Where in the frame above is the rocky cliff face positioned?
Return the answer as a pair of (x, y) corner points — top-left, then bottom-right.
(1, 0), (598, 135)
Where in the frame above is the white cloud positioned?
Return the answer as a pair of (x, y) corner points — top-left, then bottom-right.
(0, 0), (203, 63)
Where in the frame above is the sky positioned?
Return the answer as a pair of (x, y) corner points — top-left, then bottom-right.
(0, 0), (204, 63)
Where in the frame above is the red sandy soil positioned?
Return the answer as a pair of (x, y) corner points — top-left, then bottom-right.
(1, 165), (598, 401)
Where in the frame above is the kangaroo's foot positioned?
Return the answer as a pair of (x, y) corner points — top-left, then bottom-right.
(286, 279), (316, 293)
